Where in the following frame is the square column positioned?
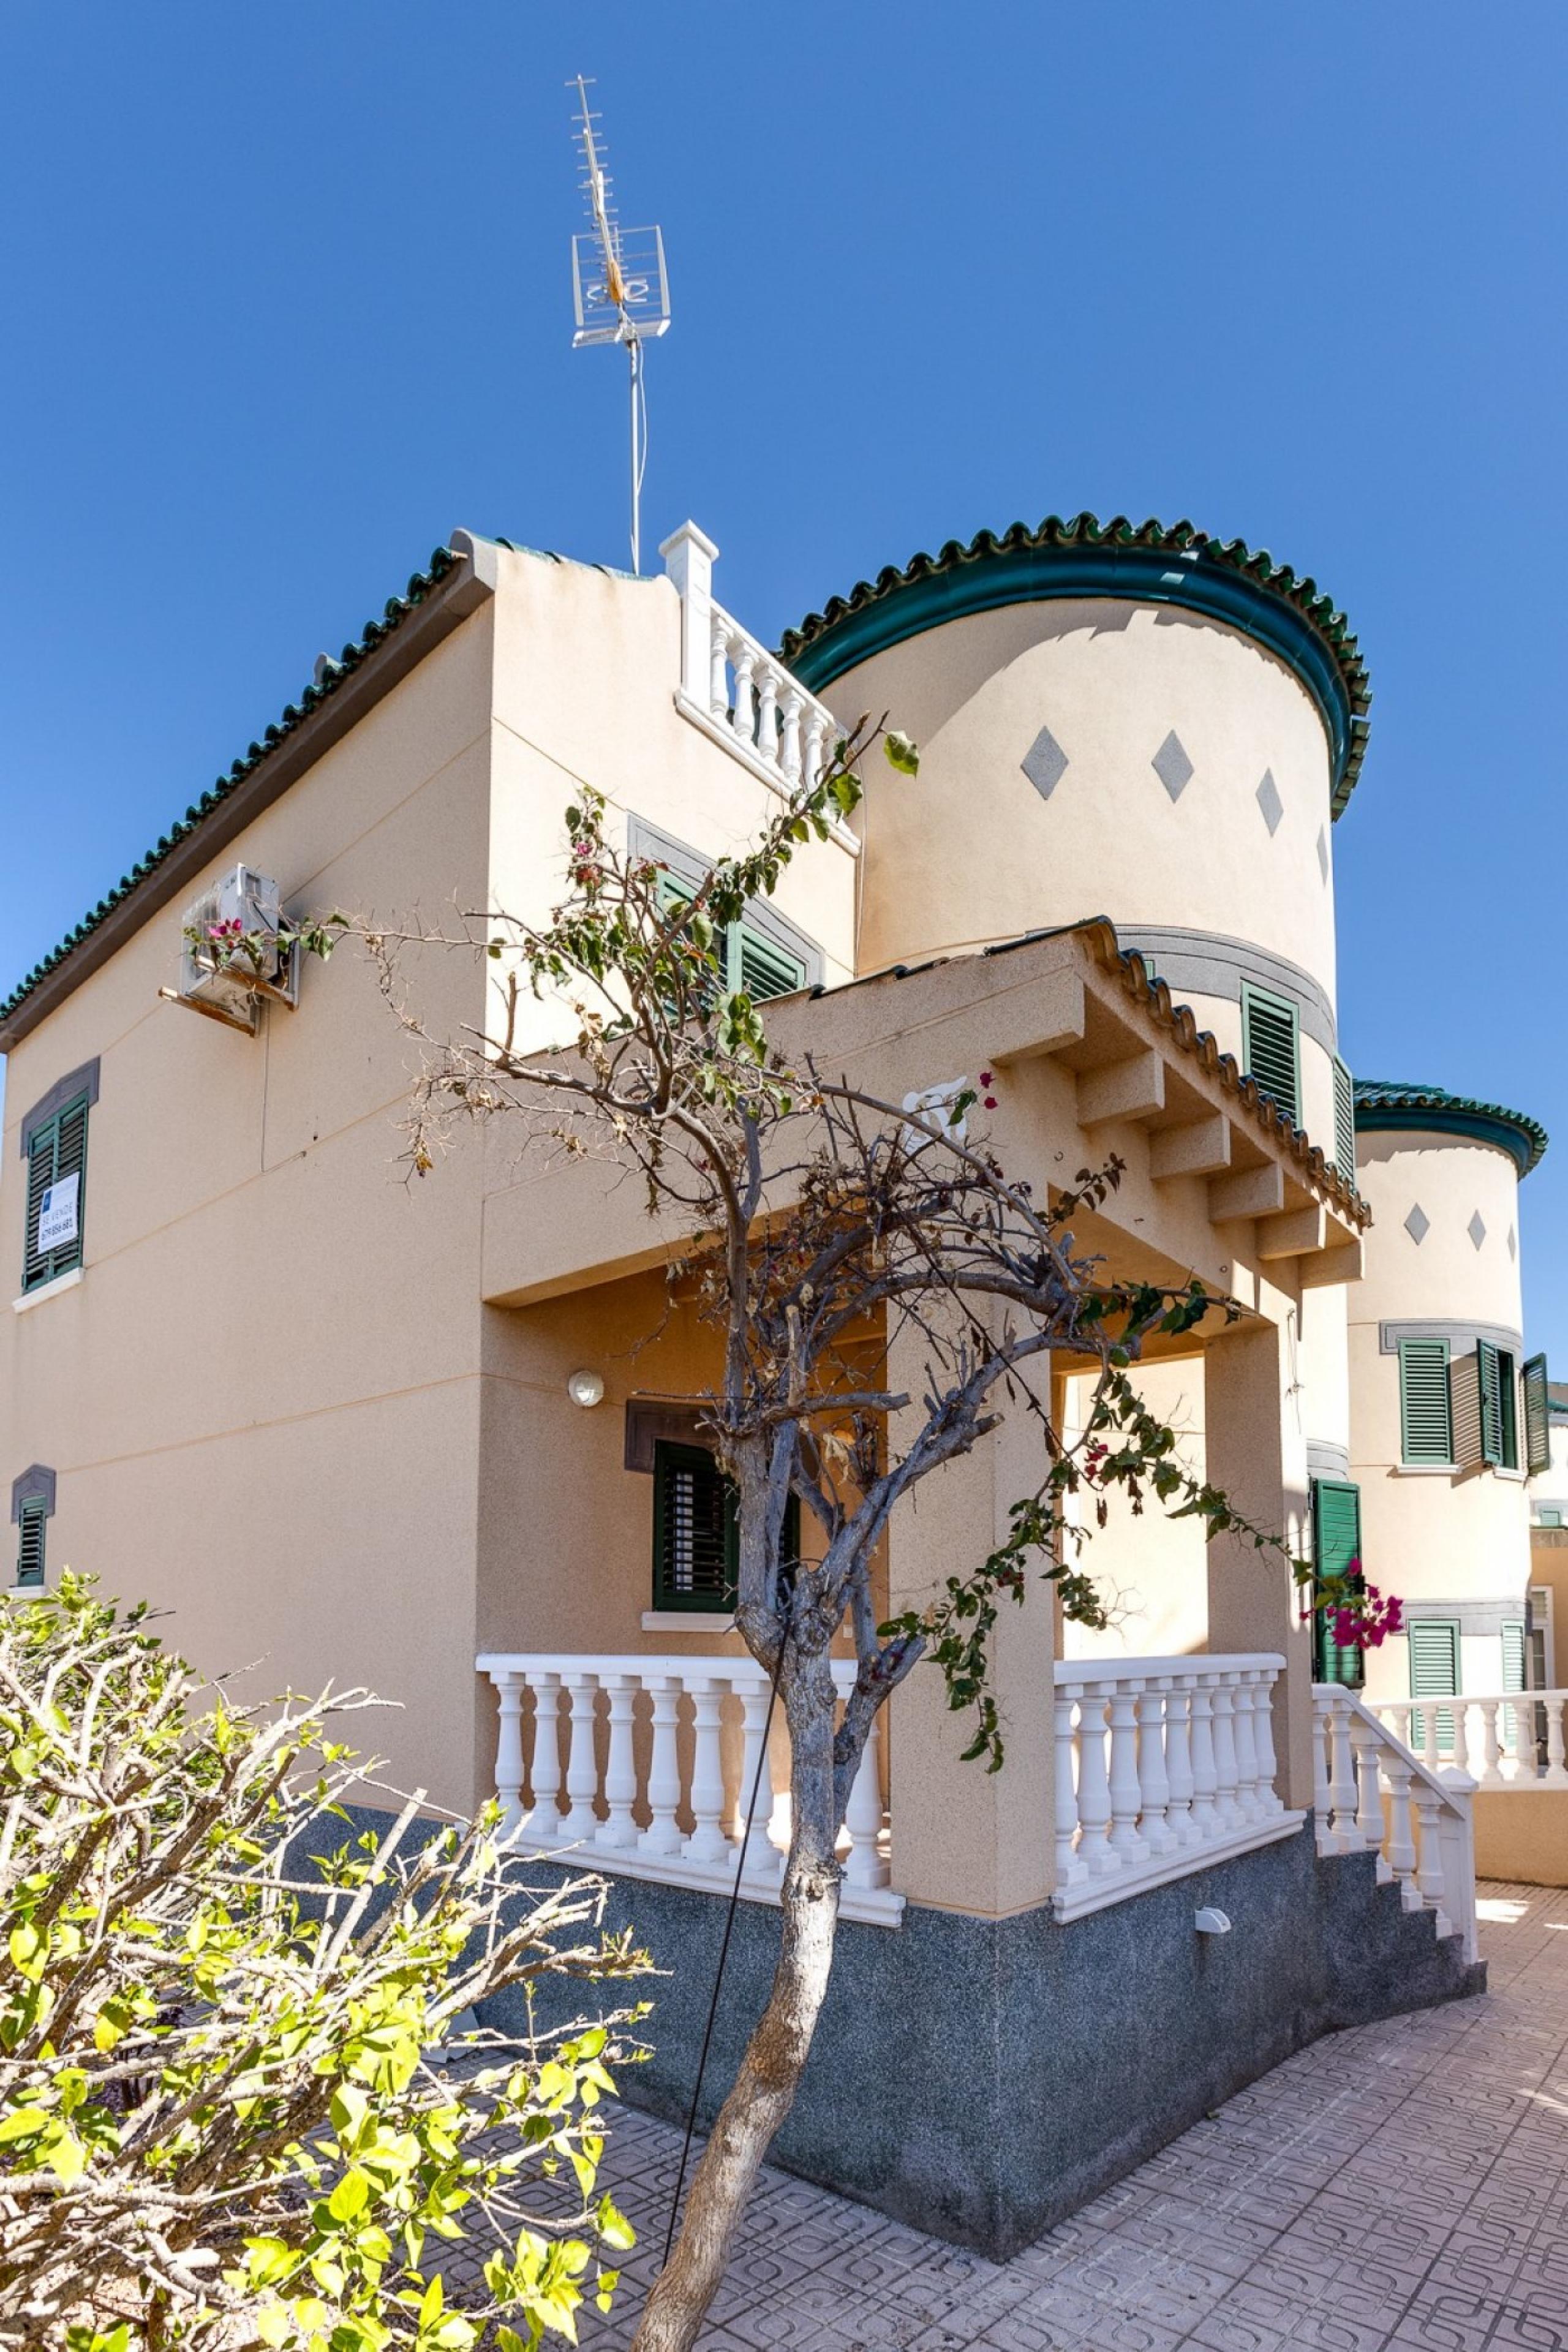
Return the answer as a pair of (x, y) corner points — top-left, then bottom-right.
(884, 1332), (1057, 1917)
(1204, 1316), (1316, 1810)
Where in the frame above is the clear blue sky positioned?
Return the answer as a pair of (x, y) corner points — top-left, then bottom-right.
(2, 4), (1564, 1349)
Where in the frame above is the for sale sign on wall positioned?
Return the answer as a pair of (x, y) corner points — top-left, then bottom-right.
(37, 1172), (79, 1253)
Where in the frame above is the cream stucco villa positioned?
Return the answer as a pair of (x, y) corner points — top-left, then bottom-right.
(1, 511), (1558, 2250)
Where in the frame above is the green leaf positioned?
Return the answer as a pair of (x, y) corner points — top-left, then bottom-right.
(883, 731), (920, 775)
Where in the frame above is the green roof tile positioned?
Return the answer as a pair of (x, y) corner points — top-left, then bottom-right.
(1353, 1079), (1547, 1178)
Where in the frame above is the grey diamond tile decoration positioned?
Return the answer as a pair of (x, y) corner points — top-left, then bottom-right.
(1317, 824), (1330, 882)
(1152, 729), (1194, 802)
(1021, 723), (1068, 801)
(1256, 767), (1284, 835)
(1469, 1210), (1487, 1251)
(1405, 1203), (1430, 1245)
(1509, 1223), (1518, 1261)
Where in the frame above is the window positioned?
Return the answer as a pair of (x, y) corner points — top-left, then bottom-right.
(1398, 1338), (1453, 1466)
(1332, 1055), (1355, 1182)
(657, 879), (808, 1007)
(1311, 1477), (1364, 1689)
(1523, 1354), (1551, 1476)
(1240, 982), (1300, 1128)
(15, 1499), (46, 1589)
(1409, 1619), (1460, 1753)
(1539, 1509), (1564, 1528)
(1479, 1340), (1519, 1470)
(23, 1090), (89, 1292)
(650, 1439), (799, 1614)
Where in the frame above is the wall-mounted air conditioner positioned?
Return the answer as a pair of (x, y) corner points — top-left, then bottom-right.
(170, 865), (300, 1034)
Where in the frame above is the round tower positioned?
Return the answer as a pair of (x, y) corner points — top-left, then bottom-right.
(783, 514), (1370, 1157)
(1349, 1080), (1547, 1708)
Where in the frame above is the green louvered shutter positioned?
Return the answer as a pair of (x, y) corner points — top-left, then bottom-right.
(1312, 1477), (1364, 1688)
(1523, 1355), (1551, 1476)
(1332, 1056), (1356, 1180)
(15, 1501), (46, 1590)
(1240, 984), (1301, 1127)
(1399, 1339), (1453, 1465)
(22, 1091), (89, 1294)
(652, 1441), (737, 1612)
(1478, 1341), (1504, 1466)
(732, 923), (805, 1005)
(1409, 1619), (1460, 1753)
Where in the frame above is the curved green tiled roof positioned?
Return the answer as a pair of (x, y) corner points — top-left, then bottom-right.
(0, 546), (459, 1038)
(1353, 1079), (1548, 1178)
(781, 513), (1372, 817)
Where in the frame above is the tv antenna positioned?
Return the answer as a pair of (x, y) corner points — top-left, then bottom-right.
(568, 74), (671, 576)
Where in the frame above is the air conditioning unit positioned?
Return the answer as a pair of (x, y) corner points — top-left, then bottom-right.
(173, 865), (300, 1033)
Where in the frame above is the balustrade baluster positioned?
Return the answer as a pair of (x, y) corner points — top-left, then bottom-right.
(709, 611), (729, 722)
(1055, 1692), (1087, 1883)
(1106, 1686), (1148, 1860)
(1210, 1681), (1242, 1830)
(1422, 1703), (1442, 1772)
(754, 662), (780, 774)
(801, 709), (827, 787)
(1411, 1783), (1452, 1931)
(1229, 1674), (1263, 1823)
(1546, 1698), (1568, 1787)
(779, 690), (804, 784)
(1329, 1691), (1360, 1849)
(1477, 1699), (1504, 1786)
(1348, 1709), (1389, 1872)
(559, 1674), (601, 1840)
(1312, 1692), (1335, 1847)
(1074, 1689), (1117, 1874)
(638, 1677), (684, 1856)
(843, 1717), (889, 1890)
(683, 1678), (731, 1864)
(1136, 1685), (1177, 1853)
(1188, 1684), (1220, 1834)
(595, 1676), (639, 1849)
(733, 1679), (778, 1877)
(730, 640), (758, 752)
(1383, 1750), (1420, 1902)
(493, 1672), (526, 1834)
(1250, 1669), (1282, 1812)
(1450, 1698), (1471, 1777)
(528, 1673), (564, 1839)
(1389, 1702), (1413, 1751)
(1164, 1686), (1197, 1844)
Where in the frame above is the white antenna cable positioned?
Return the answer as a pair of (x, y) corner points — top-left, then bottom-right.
(568, 75), (671, 575)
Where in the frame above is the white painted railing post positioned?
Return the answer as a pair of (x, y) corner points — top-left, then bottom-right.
(683, 1677), (731, 1864)
(1547, 1700), (1568, 1787)
(1411, 1783), (1452, 1934)
(1383, 1747), (1420, 1904)
(659, 522), (719, 707)
(843, 1717), (890, 1890)
(493, 1670), (526, 1834)
(1055, 1691), (1087, 1887)
(1210, 1681), (1242, 1830)
(1074, 1690), (1116, 1874)
(1348, 1709), (1388, 1872)
(596, 1675), (639, 1850)
(1312, 1691), (1338, 1850)
(1477, 1700), (1504, 1785)
(1164, 1686), (1197, 1845)
(1188, 1684), (1220, 1835)
(729, 638), (758, 758)
(733, 1678), (778, 1880)
(560, 1673), (601, 1841)
(1437, 1770), (1479, 1962)
(1329, 1690), (1360, 1848)
(1229, 1672), (1262, 1823)
(529, 1673), (564, 1839)
(639, 1676), (685, 1858)
(1136, 1685), (1177, 1855)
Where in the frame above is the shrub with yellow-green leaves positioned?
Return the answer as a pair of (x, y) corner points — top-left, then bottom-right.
(0, 1577), (650, 2351)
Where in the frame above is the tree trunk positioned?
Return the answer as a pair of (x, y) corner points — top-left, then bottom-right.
(630, 1660), (844, 2352)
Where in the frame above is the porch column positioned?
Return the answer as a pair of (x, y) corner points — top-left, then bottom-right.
(1204, 1316), (1315, 1810)
(884, 1330), (1057, 1917)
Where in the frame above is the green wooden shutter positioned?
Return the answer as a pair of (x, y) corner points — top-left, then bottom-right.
(731, 923), (805, 1005)
(1499, 1350), (1519, 1469)
(15, 1501), (46, 1590)
(1523, 1354), (1550, 1476)
(1332, 1056), (1356, 1180)
(1398, 1338), (1453, 1464)
(1240, 984), (1300, 1127)
(21, 1091), (89, 1293)
(1478, 1341), (1503, 1466)
(1312, 1477), (1364, 1688)
(652, 1441), (737, 1611)
(1409, 1619), (1460, 1752)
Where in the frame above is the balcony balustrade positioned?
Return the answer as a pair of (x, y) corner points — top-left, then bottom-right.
(1314, 1685), (1479, 1962)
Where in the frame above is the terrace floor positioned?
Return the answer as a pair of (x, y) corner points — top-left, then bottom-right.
(582, 1880), (1568, 2352)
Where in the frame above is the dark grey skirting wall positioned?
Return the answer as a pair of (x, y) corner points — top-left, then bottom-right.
(480, 1825), (1481, 2258)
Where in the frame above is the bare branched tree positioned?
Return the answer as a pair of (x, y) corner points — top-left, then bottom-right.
(311, 725), (1352, 2352)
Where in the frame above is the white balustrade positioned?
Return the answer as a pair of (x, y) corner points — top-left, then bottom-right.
(1052, 1657), (1297, 1921)
(1313, 1686), (1479, 1964)
(1365, 1690), (1568, 1791)
(660, 522), (850, 813)
(477, 1652), (902, 1927)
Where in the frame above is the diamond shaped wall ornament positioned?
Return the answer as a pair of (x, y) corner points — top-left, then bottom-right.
(1468, 1211), (1487, 1251)
(1317, 825), (1330, 883)
(1021, 723), (1068, 801)
(1404, 1204), (1430, 1245)
(1152, 729), (1193, 802)
(1509, 1224), (1518, 1261)
(1256, 768), (1284, 836)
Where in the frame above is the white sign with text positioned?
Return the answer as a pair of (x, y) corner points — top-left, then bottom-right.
(37, 1172), (79, 1253)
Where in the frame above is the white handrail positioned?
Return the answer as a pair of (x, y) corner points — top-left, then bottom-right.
(476, 1651), (900, 1927)
(1053, 1653), (1300, 1921)
(1313, 1686), (1479, 1964)
(1366, 1691), (1568, 1789)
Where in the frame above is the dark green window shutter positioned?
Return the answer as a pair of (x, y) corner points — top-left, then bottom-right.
(1311, 1477), (1364, 1689)
(1539, 1508), (1563, 1528)
(1478, 1341), (1503, 1466)
(21, 1090), (89, 1294)
(1240, 984), (1300, 1128)
(1398, 1339), (1453, 1465)
(1523, 1354), (1551, 1476)
(1500, 1351), (1518, 1469)
(15, 1501), (46, 1589)
(731, 923), (805, 1005)
(652, 1441), (737, 1611)
(1332, 1056), (1355, 1180)
(1409, 1619), (1460, 1751)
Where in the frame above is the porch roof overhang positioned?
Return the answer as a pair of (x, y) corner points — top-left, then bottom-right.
(480, 918), (1368, 1313)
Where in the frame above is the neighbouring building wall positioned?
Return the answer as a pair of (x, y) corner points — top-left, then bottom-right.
(1350, 1124), (1533, 1706)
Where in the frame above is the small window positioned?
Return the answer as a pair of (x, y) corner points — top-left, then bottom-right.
(1311, 1477), (1364, 1689)
(1240, 982), (1301, 1128)
(650, 1439), (799, 1614)
(1332, 1055), (1355, 1182)
(1479, 1341), (1519, 1471)
(1409, 1619), (1460, 1752)
(1398, 1338), (1453, 1466)
(15, 1499), (46, 1589)
(1523, 1354), (1551, 1476)
(1538, 1508), (1564, 1529)
(23, 1090), (89, 1293)
(655, 881), (807, 1008)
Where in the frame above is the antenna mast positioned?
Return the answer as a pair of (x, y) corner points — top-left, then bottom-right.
(568, 74), (671, 575)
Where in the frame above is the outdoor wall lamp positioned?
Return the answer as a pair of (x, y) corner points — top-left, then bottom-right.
(1194, 1907), (1232, 1936)
(567, 1370), (606, 1408)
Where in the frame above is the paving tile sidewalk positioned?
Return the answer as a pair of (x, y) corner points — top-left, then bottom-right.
(570, 1882), (1568, 2351)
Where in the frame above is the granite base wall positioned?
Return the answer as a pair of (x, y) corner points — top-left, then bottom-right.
(480, 1823), (1482, 2258)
